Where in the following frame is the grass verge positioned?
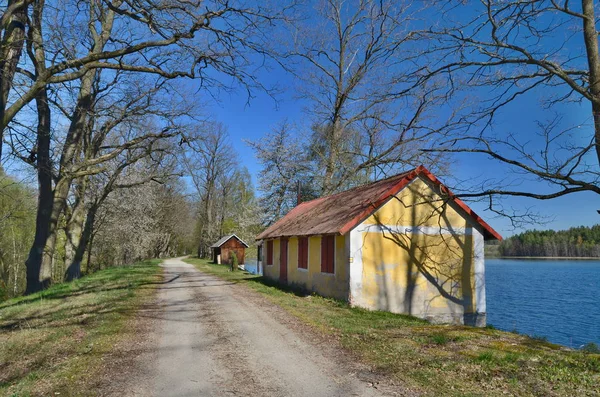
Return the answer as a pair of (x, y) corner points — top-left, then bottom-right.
(0, 259), (162, 397)
(185, 258), (600, 397)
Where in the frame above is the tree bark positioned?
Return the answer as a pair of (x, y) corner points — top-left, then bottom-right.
(38, 68), (97, 284)
(73, 200), (98, 275)
(322, 121), (342, 194)
(26, 1), (116, 292)
(0, 0), (28, 162)
(11, 223), (17, 295)
(581, 0), (600, 166)
(64, 176), (87, 281)
(84, 208), (98, 271)
(25, 87), (52, 294)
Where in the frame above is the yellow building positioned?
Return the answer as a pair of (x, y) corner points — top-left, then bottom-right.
(257, 166), (501, 326)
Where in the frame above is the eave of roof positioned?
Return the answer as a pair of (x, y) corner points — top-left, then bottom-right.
(415, 167), (503, 241)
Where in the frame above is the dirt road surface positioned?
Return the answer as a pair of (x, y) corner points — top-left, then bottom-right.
(110, 257), (401, 397)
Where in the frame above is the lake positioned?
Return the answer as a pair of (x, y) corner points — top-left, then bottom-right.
(486, 259), (600, 348)
(242, 259), (261, 275)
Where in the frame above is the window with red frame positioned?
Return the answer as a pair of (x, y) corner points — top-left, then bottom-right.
(320, 235), (335, 273)
(298, 237), (308, 269)
(266, 240), (273, 266)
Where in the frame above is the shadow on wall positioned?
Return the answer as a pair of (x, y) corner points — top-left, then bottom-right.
(369, 184), (479, 326)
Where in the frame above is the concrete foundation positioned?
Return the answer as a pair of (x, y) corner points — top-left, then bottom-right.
(463, 312), (487, 327)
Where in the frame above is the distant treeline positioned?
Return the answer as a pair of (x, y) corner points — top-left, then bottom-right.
(496, 225), (600, 258)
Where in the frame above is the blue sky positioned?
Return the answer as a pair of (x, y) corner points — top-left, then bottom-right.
(194, 1), (600, 239)
(4, 1), (598, 239)
(201, 64), (599, 239)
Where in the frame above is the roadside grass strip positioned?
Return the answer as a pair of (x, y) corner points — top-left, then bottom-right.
(0, 260), (162, 397)
(185, 258), (600, 397)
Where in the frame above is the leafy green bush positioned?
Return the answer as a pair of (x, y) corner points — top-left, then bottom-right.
(230, 251), (238, 271)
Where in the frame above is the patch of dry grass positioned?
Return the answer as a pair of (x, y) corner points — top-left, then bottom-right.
(186, 257), (600, 397)
(0, 260), (161, 397)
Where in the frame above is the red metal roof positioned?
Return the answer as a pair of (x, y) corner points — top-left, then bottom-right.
(256, 166), (502, 241)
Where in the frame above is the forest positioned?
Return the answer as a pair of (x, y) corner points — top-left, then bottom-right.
(494, 225), (600, 258)
(2, 0), (600, 300)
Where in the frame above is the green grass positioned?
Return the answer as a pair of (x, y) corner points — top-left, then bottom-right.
(0, 259), (162, 397)
(185, 257), (600, 397)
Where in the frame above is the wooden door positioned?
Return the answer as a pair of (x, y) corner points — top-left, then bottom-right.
(279, 238), (288, 283)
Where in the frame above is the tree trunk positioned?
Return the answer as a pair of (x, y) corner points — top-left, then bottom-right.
(581, 0), (600, 167)
(25, 87), (52, 294)
(86, 227), (96, 273)
(38, 176), (69, 282)
(11, 223), (17, 295)
(322, 122), (341, 194)
(64, 177), (87, 280)
(37, 69), (96, 285)
(0, 0), (28, 162)
(75, 201), (98, 275)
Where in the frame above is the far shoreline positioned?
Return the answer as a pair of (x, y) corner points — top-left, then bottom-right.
(486, 256), (600, 260)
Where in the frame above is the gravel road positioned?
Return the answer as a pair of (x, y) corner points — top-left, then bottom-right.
(116, 257), (392, 397)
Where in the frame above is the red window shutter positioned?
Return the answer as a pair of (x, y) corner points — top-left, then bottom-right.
(267, 240), (273, 266)
(321, 237), (327, 272)
(298, 238), (302, 268)
(329, 236), (335, 273)
(304, 237), (308, 268)
(321, 235), (335, 273)
(328, 236), (334, 273)
(298, 237), (308, 269)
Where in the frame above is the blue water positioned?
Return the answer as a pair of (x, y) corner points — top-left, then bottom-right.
(486, 259), (600, 348)
(243, 259), (261, 275)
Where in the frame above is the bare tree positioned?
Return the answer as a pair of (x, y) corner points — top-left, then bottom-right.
(284, 0), (453, 194)
(184, 123), (237, 258)
(57, 72), (192, 281)
(419, 1), (600, 223)
(63, 130), (182, 280)
(24, 0), (54, 293)
(91, 149), (192, 267)
(248, 121), (315, 224)
(220, 167), (261, 244)
(91, 171), (173, 267)
(8, 0), (292, 293)
(0, 0), (29, 163)
(2, 0), (289, 163)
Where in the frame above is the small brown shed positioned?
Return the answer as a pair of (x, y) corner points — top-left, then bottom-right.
(211, 234), (249, 265)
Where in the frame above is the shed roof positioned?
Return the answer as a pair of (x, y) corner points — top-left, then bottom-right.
(256, 166), (502, 241)
(210, 234), (249, 248)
